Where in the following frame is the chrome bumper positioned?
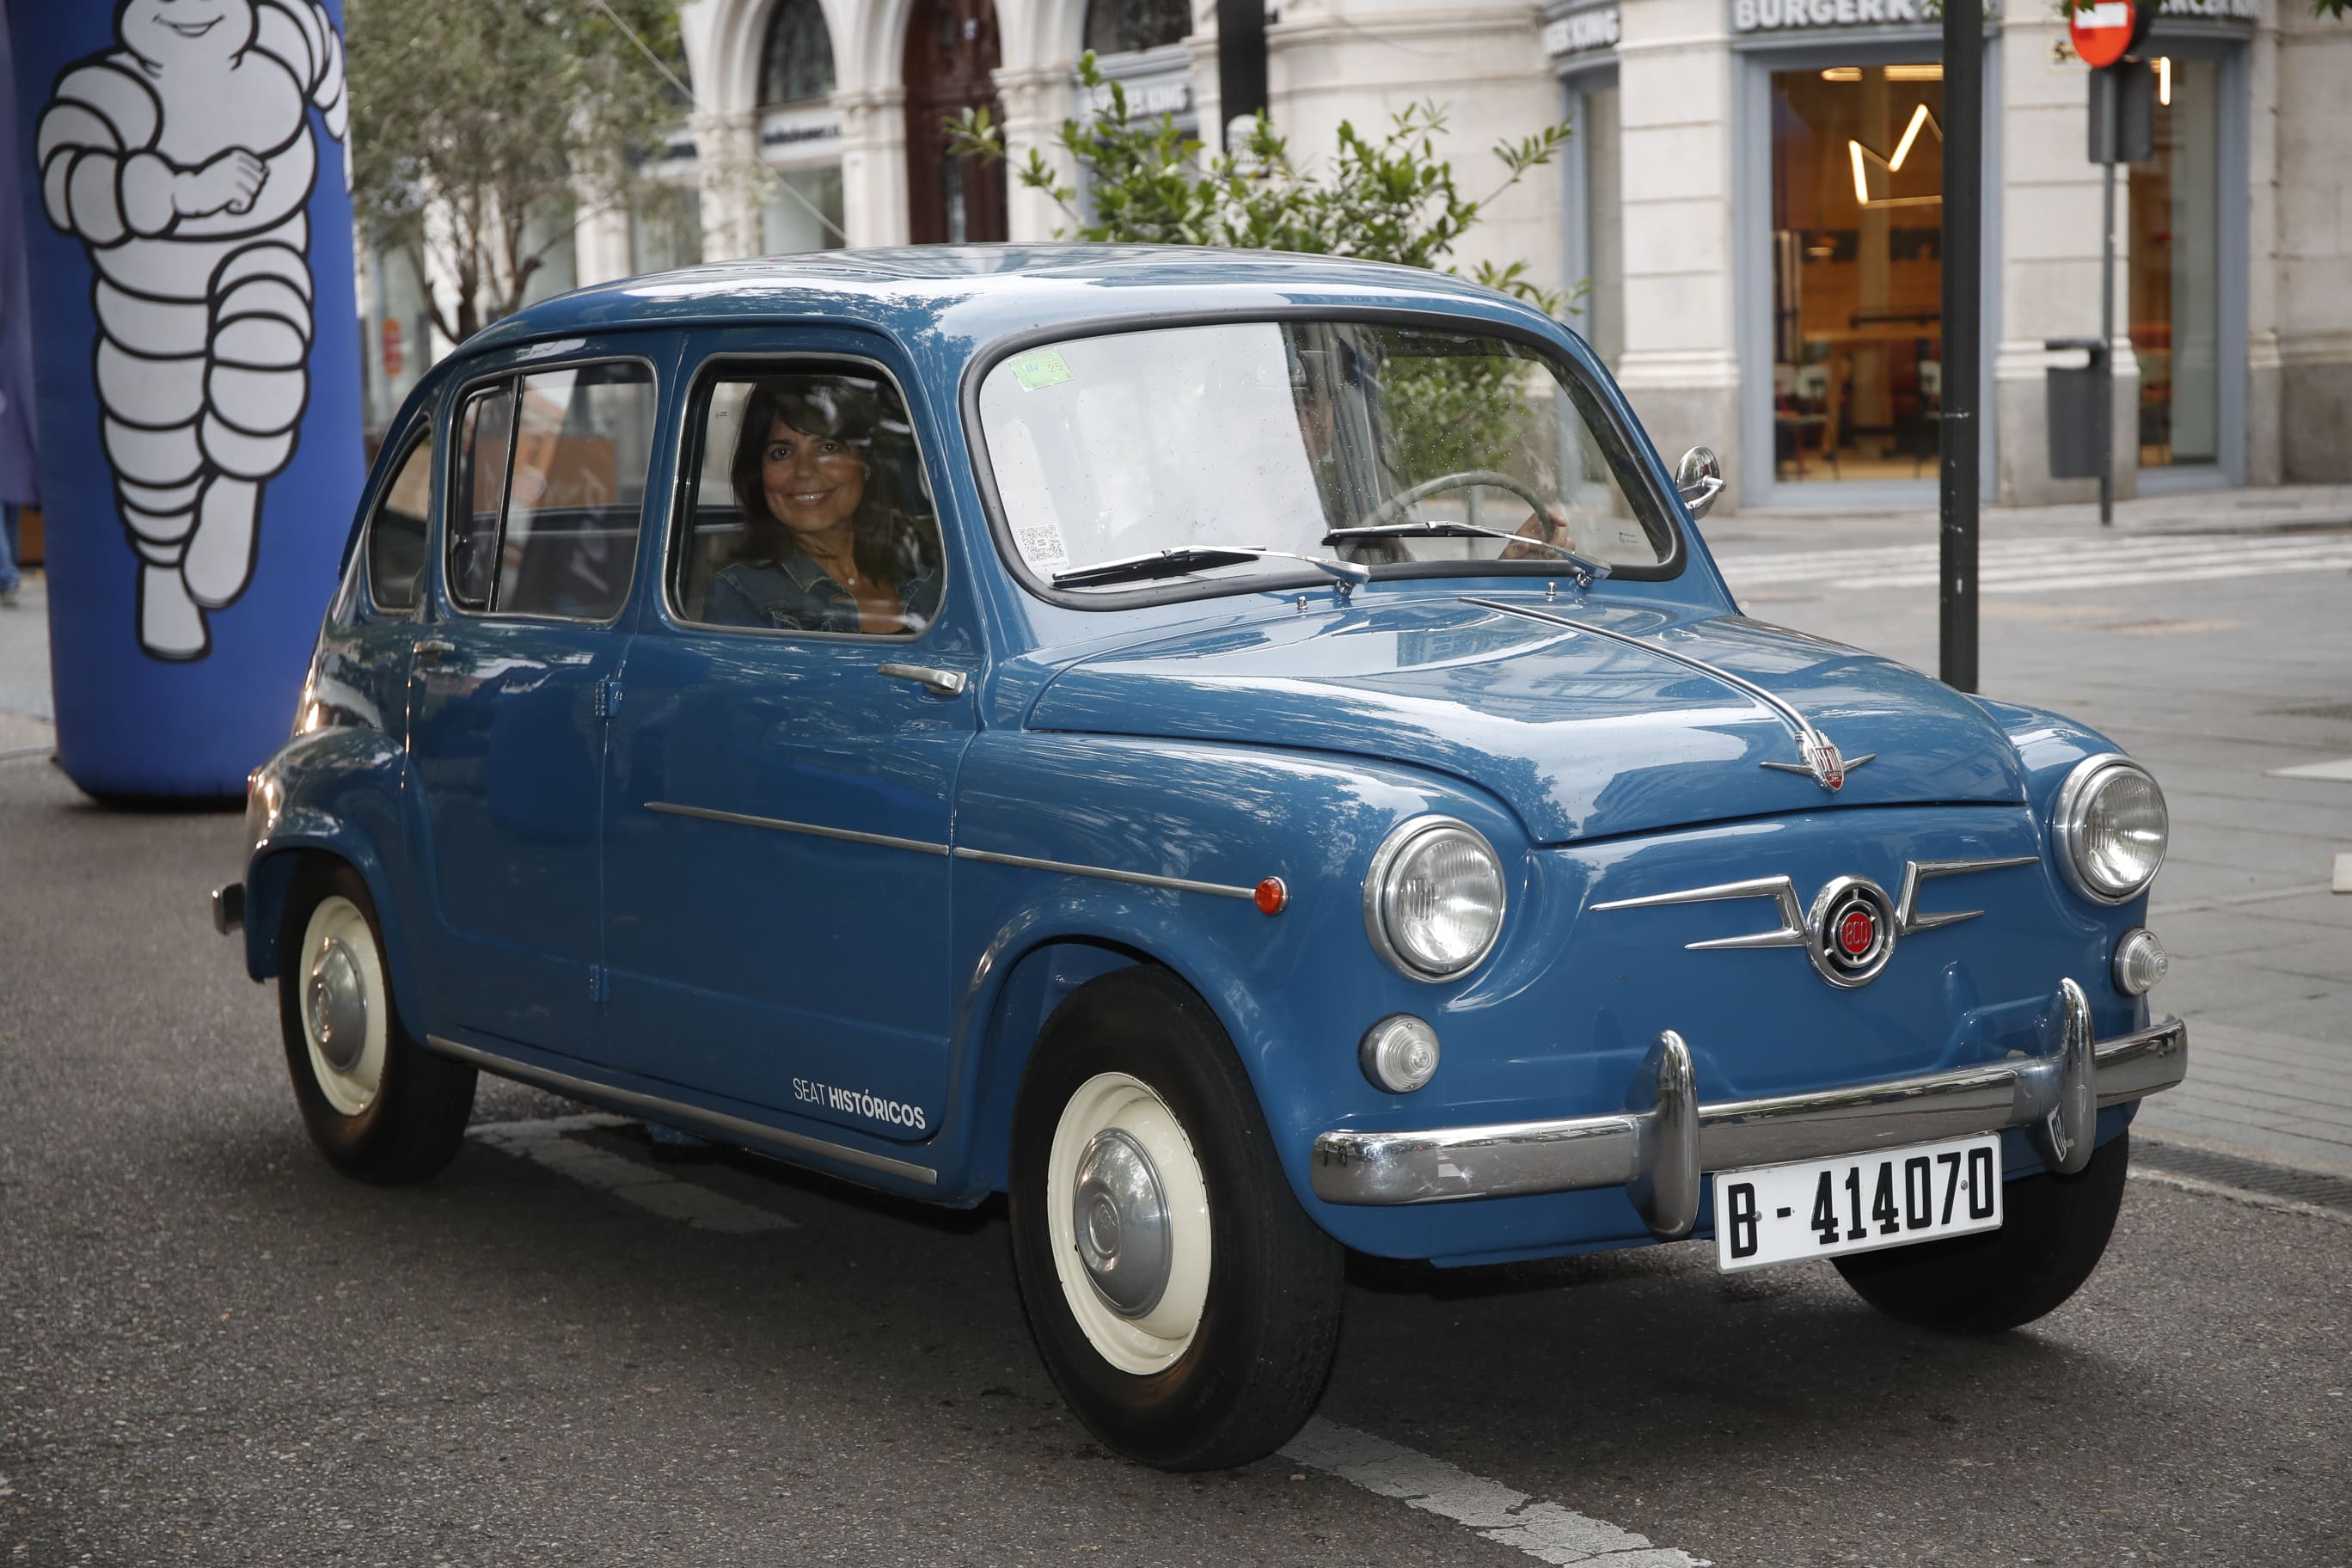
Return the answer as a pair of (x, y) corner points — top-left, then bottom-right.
(1309, 978), (2186, 1240)
(211, 882), (244, 935)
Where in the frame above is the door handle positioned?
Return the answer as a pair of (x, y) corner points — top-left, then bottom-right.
(879, 662), (969, 698)
(413, 638), (456, 665)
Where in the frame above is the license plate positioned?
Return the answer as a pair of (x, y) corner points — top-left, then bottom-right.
(1712, 1132), (2003, 1272)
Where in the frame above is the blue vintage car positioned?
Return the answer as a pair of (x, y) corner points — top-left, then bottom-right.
(213, 247), (2184, 1470)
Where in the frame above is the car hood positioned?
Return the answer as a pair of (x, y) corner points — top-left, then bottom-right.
(1026, 597), (2026, 845)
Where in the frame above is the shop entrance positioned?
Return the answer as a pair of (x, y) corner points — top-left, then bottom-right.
(2128, 54), (2221, 472)
(1767, 62), (1945, 484)
(904, 0), (1008, 244)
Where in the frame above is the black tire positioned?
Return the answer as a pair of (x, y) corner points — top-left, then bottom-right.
(279, 860), (475, 1185)
(1008, 965), (1344, 1471)
(1833, 1130), (2131, 1334)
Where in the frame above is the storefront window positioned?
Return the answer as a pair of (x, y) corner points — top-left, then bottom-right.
(762, 166), (846, 254)
(1582, 83), (1623, 370)
(631, 185), (704, 276)
(1768, 63), (1945, 482)
(2128, 55), (2220, 469)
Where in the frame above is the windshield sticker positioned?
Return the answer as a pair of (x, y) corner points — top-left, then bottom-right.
(1010, 350), (1074, 391)
(1014, 520), (1070, 570)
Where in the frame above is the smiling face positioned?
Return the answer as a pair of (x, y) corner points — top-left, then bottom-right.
(119, 0), (254, 70)
(759, 415), (867, 542)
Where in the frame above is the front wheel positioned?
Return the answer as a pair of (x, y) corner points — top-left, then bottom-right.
(1833, 1130), (2131, 1333)
(279, 861), (475, 1184)
(1008, 966), (1344, 1471)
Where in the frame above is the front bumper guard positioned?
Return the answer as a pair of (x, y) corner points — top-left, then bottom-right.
(1309, 979), (2186, 1240)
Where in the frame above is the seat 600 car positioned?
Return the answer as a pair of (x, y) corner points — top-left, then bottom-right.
(212, 246), (2186, 1471)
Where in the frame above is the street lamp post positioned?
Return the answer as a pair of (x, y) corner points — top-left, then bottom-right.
(1939, 0), (1984, 693)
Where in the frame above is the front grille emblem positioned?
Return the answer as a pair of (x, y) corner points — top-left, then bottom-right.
(1590, 856), (2036, 988)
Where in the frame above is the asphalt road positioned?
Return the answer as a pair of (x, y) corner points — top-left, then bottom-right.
(3, 529), (2349, 1567)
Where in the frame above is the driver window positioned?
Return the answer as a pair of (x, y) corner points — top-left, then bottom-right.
(671, 368), (944, 637)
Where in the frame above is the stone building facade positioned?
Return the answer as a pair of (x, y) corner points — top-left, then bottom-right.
(361, 0), (2350, 510)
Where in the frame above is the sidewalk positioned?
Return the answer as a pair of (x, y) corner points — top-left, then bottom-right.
(1705, 482), (2352, 1180)
(0, 569), (52, 756)
(1701, 481), (2352, 554)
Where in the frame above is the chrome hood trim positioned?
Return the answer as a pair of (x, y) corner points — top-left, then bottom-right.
(1463, 596), (1864, 792)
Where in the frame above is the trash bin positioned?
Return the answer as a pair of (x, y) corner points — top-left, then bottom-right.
(2044, 337), (2106, 481)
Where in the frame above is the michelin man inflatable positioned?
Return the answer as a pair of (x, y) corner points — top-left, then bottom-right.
(35, 0), (347, 660)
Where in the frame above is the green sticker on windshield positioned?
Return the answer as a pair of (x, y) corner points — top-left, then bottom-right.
(1010, 349), (1073, 391)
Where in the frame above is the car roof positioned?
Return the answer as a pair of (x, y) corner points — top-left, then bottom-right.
(461, 244), (1561, 364)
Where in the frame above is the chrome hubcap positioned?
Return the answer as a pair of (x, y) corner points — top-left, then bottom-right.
(306, 938), (370, 1074)
(1070, 1128), (1171, 1319)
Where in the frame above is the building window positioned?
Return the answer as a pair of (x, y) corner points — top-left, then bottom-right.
(1084, 0), (1191, 57)
(1768, 63), (1945, 483)
(2128, 54), (2220, 470)
(761, 0), (838, 107)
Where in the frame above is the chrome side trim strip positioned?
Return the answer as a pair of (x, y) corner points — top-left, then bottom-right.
(425, 1035), (940, 1185)
(1309, 1002), (2187, 1206)
(1465, 596), (1846, 773)
(643, 801), (949, 856)
(1895, 855), (2039, 934)
(644, 801), (1261, 900)
(949, 846), (1259, 901)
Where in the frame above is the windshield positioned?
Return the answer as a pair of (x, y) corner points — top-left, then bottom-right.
(976, 320), (1678, 600)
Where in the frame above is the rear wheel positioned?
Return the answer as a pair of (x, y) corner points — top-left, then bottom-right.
(1009, 966), (1344, 1471)
(1833, 1130), (2131, 1333)
(279, 861), (475, 1184)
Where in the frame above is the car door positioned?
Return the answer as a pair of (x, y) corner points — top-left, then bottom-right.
(407, 344), (667, 1058)
(600, 335), (978, 1139)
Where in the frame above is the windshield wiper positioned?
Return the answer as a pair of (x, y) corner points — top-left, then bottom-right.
(1051, 545), (1372, 591)
(1322, 519), (1613, 587)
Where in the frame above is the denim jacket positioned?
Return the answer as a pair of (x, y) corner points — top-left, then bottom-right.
(701, 548), (942, 634)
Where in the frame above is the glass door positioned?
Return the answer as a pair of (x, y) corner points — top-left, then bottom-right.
(1767, 62), (1946, 485)
(2128, 54), (2221, 471)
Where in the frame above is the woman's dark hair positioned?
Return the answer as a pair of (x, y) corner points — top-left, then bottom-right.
(727, 375), (927, 584)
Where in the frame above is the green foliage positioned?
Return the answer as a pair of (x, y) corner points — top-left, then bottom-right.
(348, 0), (685, 341)
(947, 55), (1583, 319)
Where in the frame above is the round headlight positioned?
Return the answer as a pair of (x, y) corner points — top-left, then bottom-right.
(2054, 756), (2169, 903)
(1360, 1015), (1441, 1093)
(1363, 818), (1506, 981)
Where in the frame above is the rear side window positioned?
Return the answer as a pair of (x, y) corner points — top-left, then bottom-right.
(446, 359), (658, 621)
(365, 433), (432, 611)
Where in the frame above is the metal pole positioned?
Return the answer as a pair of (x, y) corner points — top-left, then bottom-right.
(1938, 0), (1983, 693)
(2098, 86), (2118, 526)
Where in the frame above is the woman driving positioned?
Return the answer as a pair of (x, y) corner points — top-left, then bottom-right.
(701, 377), (941, 634)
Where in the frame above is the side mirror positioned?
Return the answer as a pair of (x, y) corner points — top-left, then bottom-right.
(1675, 446), (1724, 521)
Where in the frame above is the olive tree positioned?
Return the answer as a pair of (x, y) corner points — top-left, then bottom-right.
(948, 54), (1577, 317)
(347, 0), (683, 342)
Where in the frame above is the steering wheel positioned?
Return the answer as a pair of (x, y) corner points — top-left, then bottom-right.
(1351, 469), (1558, 533)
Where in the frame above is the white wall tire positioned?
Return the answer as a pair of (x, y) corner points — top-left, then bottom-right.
(1009, 965), (1344, 1471)
(278, 861), (475, 1185)
(296, 895), (389, 1117)
(1044, 1072), (1214, 1375)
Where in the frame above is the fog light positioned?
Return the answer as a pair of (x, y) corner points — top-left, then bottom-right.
(1360, 1014), (1440, 1093)
(2113, 927), (2168, 995)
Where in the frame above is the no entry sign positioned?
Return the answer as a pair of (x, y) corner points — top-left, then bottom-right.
(2069, 0), (2145, 68)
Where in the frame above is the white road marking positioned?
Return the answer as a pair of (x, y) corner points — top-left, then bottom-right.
(1715, 532), (2352, 596)
(468, 1113), (797, 1234)
(472, 1115), (1705, 1561)
(1282, 1416), (1710, 1566)
(2268, 757), (2352, 782)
